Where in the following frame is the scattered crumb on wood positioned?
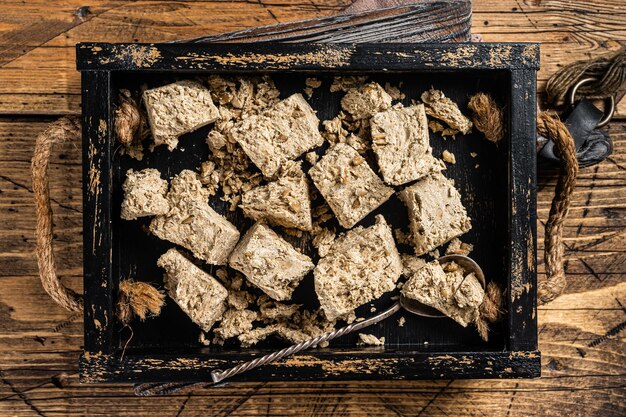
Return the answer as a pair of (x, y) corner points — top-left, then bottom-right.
(199, 332), (210, 346)
(470, 152), (478, 158)
(330, 75), (368, 93)
(384, 82), (406, 101)
(428, 120), (459, 139)
(442, 150), (456, 164)
(357, 333), (385, 346)
(445, 238), (474, 256)
(303, 77), (322, 98)
(398, 316), (406, 327)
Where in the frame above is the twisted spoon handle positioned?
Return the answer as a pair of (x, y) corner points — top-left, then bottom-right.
(210, 302), (402, 384)
(135, 302), (401, 395)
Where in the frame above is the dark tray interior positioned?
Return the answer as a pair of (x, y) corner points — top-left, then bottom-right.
(110, 70), (511, 355)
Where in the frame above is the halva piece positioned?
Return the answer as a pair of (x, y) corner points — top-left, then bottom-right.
(421, 88), (473, 135)
(314, 215), (402, 321)
(228, 222), (314, 301)
(150, 170), (240, 265)
(340, 82), (392, 120)
(401, 260), (484, 327)
(370, 104), (445, 185)
(241, 162), (313, 231)
(309, 143), (394, 229)
(157, 248), (228, 331)
(398, 172), (471, 255)
(143, 80), (220, 150)
(120, 168), (169, 220)
(229, 93), (324, 177)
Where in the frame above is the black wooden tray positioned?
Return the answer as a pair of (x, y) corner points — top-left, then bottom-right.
(77, 42), (540, 383)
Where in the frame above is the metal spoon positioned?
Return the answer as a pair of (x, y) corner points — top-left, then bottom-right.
(135, 254), (485, 395)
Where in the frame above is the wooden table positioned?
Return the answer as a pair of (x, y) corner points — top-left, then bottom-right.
(1, 1), (624, 415)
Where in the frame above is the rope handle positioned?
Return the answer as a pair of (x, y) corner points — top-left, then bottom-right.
(32, 116), (84, 312)
(31, 113), (164, 320)
(537, 112), (579, 304)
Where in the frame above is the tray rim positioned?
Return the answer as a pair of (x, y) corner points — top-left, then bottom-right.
(78, 42), (540, 383)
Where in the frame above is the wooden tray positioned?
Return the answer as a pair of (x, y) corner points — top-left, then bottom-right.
(77, 42), (540, 383)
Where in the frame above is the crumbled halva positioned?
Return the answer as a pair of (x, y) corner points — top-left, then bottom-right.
(213, 308), (259, 342)
(240, 162), (313, 231)
(314, 215), (402, 321)
(370, 104), (445, 185)
(309, 143), (394, 229)
(143, 80), (220, 150)
(157, 249), (228, 331)
(401, 260), (484, 327)
(398, 172), (471, 255)
(445, 238), (474, 256)
(229, 93), (324, 177)
(150, 170), (240, 265)
(228, 222), (314, 301)
(357, 333), (385, 346)
(442, 150), (456, 164)
(341, 82), (392, 120)
(120, 168), (169, 220)
(421, 88), (473, 135)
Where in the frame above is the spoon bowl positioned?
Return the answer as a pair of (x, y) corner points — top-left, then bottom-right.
(399, 254), (486, 318)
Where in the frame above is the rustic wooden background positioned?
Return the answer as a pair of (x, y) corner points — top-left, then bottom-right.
(0, 0), (625, 415)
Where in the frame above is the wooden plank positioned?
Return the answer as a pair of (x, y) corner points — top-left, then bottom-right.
(0, 0), (625, 115)
(81, 71), (114, 354)
(507, 68), (538, 351)
(76, 42), (539, 71)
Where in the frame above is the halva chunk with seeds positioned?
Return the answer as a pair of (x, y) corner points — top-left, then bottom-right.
(150, 170), (240, 265)
(341, 82), (392, 120)
(229, 222), (314, 301)
(398, 172), (471, 256)
(309, 143), (393, 229)
(401, 260), (484, 327)
(143, 80), (220, 150)
(120, 168), (169, 220)
(229, 93), (324, 178)
(421, 88), (473, 135)
(241, 162), (313, 231)
(157, 249), (228, 331)
(370, 104), (445, 185)
(314, 215), (402, 321)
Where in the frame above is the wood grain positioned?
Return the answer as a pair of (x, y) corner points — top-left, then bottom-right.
(0, 0), (625, 415)
(0, 0), (624, 116)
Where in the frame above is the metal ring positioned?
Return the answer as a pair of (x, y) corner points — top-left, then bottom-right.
(568, 77), (615, 128)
